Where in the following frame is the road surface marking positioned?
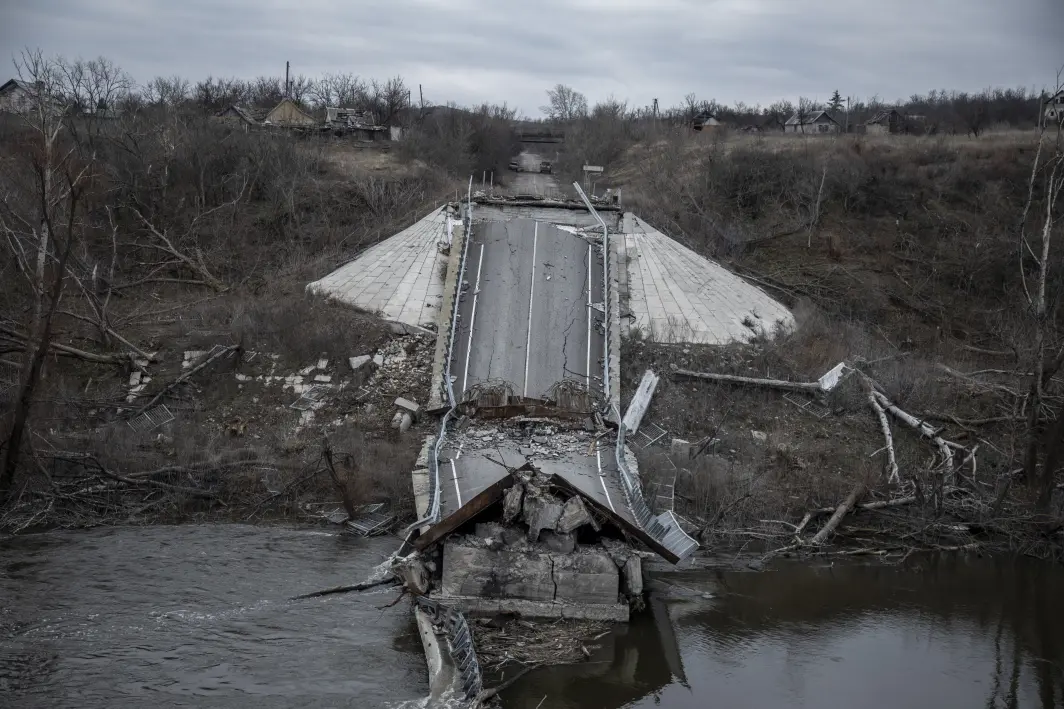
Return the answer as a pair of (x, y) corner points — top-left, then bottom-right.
(596, 448), (615, 513)
(523, 222), (537, 397)
(450, 459), (462, 507)
(586, 244), (592, 390)
(461, 243), (485, 396)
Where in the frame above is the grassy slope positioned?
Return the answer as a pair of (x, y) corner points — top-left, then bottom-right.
(610, 129), (1063, 557)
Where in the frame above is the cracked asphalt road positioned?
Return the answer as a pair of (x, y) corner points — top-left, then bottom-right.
(451, 218), (605, 402)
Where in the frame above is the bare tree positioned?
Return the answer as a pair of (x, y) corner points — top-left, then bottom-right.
(309, 72), (368, 109)
(57, 56), (134, 113)
(955, 89), (992, 137)
(144, 75), (191, 106)
(0, 50), (96, 499)
(366, 76), (409, 125)
(795, 97), (820, 133)
(1017, 69), (1064, 508)
(592, 95), (628, 120)
(541, 84), (588, 121)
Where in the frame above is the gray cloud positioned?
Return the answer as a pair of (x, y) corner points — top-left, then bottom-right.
(1, 0), (1061, 115)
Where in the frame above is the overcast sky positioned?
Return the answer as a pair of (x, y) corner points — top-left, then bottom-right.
(2, 0), (1062, 115)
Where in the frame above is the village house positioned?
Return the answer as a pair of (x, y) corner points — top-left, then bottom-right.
(214, 97), (315, 130)
(214, 105), (265, 131)
(1045, 89), (1064, 124)
(325, 106), (372, 126)
(862, 108), (904, 135)
(784, 110), (840, 134)
(692, 112), (721, 132)
(263, 97), (315, 126)
(0, 78), (62, 116)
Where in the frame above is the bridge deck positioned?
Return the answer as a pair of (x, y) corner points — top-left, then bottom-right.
(450, 219), (605, 404)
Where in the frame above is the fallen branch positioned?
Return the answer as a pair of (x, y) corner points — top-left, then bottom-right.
(0, 325), (128, 364)
(871, 389), (956, 473)
(672, 368), (824, 394)
(811, 482), (865, 545)
(132, 344), (240, 415)
(935, 363), (1020, 397)
(471, 666), (536, 708)
(53, 454), (219, 500)
(868, 389), (900, 484)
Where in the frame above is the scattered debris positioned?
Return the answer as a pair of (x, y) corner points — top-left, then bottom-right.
(346, 502), (397, 536)
(622, 369), (659, 434)
(126, 404), (175, 433)
(348, 354), (373, 371)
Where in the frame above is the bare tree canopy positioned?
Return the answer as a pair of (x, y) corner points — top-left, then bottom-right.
(541, 84), (588, 121)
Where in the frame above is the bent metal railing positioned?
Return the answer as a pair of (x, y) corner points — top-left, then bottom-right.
(406, 177), (474, 534)
(613, 405), (698, 561)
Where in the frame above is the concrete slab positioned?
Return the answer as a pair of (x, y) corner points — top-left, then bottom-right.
(431, 595), (629, 622)
(619, 214), (795, 344)
(307, 206), (452, 330)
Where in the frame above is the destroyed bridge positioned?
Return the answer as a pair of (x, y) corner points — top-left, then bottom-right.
(309, 172), (795, 702)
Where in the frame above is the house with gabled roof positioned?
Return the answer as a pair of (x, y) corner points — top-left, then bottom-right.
(784, 110), (840, 134)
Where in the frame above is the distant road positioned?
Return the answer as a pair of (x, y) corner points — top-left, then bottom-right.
(503, 149), (566, 198)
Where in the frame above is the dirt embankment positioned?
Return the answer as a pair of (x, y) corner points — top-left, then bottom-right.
(0, 118), (458, 533)
(609, 130), (1064, 561)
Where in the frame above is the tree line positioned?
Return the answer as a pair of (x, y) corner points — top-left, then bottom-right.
(541, 82), (1055, 135)
(4, 52), (416, 125)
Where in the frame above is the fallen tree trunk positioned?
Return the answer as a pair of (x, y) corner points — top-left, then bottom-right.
(811, 482), (865, 545)
(871, 390), (955, 473)
(672, 369), (824, 394)
(290, 575), (399, 600)
(868, 389), (900, 484)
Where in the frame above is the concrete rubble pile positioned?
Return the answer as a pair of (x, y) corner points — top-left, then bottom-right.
(405, 460), (646, 623)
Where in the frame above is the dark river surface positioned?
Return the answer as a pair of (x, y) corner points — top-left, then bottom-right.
(3, 525), (1063, 709)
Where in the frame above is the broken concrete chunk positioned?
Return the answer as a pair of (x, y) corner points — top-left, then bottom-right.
(395, 397), (420, 416)
(502, 485), (524, 524)
(348, 355), (372, 371)
(391, 411), (413, 433)
(670, 438), (691, 458)
(555, 496), (594, 534)
(540, 530), (576, 554)
(316, 358), (329, 370)
(128, 371), (142, 387)
(372, 354), (385, 367)
(623, 555), (643, 597)
(751, 430), (767, 443)
(523, 496), (564, 542)
(599, 537), (633, 569)
(314, 374), (332, 383)
(394, 553), (431, 595)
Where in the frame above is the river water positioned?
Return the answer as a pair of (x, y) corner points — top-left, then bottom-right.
(3, 526), (1063, 709)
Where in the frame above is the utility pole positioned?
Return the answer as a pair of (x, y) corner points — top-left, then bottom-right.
(653, 98), (658, 119)
(285, 61), (290, 97)
(419, 84), (425, 114)
(845, 96), (851, 133)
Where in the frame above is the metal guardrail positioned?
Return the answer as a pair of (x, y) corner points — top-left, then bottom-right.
(613, 406), (699, 560)
(415, 596), (484, 701)
(406, 178), (474, 534)
(572, 183), (610, 408)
